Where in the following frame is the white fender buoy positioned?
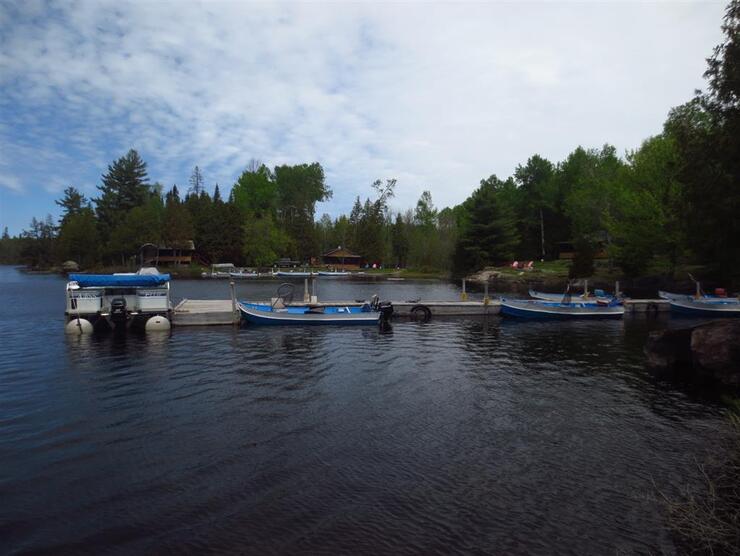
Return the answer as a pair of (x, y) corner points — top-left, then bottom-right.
(145, 315), (171, 332)
(66, 318), (93, 334)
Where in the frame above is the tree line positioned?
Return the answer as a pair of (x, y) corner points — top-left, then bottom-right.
(1, 1), (738, 284)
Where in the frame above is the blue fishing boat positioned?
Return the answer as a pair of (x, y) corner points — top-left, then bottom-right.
(317, 271), (350, 277)
(657, 290), (732, 301)
(663, 296), (740, 317)
(276, 271), (314, 278)
(229, 271), (259, 279)
(500, 299), (624, 319)
(528, 289), (617, 303)
(238, 301), (392, 325)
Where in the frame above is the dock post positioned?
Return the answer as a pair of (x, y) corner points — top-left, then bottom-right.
(311, 278), (318, 303)
(584, 279), (589, 297)
(229, 281), (237, 324)
(483, 281), (490, 305)
(304, 278), (310, 303)
(615, 281), (620, 297)
(461, 278), (468, 301)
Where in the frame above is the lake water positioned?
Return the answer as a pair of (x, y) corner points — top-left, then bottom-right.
(0, 266), (729, 554)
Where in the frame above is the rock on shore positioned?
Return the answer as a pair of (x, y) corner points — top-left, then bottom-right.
(645, 320), (740, 387)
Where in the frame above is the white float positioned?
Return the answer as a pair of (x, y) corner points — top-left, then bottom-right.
(65, 318), (93, 334)
(145, 315), (171, 332)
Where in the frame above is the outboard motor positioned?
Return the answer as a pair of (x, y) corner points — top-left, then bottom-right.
(110, 297), (129, 325)
(378, 301), (394, 332)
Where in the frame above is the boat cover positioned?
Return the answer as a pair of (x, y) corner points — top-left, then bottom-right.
(69, 274), (170, 287)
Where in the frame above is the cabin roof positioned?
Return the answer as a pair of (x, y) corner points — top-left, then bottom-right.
(322, 247), (361, 258)
(159, 241), (195, 251)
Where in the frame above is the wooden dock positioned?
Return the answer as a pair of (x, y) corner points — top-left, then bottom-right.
(172, 298), (670, 326)
(173, 299), (236, 326)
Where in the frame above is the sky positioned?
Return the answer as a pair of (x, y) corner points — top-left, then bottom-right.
(0, 0), (728, 234)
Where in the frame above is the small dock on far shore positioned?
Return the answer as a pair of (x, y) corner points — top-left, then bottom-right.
(172, 298), (670, 326)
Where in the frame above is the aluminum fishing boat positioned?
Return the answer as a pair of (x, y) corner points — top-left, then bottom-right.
(500, 299), (624, 319)
(662, 295), (740, 317)
(317, 271), (351, 277)
(528, 289), (616, 303)
(275, 271), (314, 278)
(657, 290), (734, 301)
(238, 301), (391, 325)
(229, 270), (259, 279)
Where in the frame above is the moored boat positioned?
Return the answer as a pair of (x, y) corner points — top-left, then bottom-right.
(229, 271), (259, 279)
(202, 263), (237, 278)
(500, 299), (624, 319)
(664, 296), (740, 317)
(275, 271), (314, 278)
(238, 301), (391, 325)
(528, 289), (616, 303)
(65, 268), (173, 333)
(657, 290), (733, 301)
(317, 271), (350, 277)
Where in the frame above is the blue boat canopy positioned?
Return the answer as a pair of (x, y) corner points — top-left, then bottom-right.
(69, 274), (170, 287)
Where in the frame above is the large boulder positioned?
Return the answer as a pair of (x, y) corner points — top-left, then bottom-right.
(62, 260), (79, 271)
(691, 320), (740, 387)
(644, 327), (694, 376)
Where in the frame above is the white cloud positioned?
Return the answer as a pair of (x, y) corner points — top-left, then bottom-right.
(0, 0), (728, 217)
(0, 173), (22, 192)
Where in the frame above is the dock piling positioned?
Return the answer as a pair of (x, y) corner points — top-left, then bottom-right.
(311, 278), (318, 304)
(483, 281), (490, 305)
(229, 281), (238, 324)
(304, 278), (310, 303)
(461, 279), (468, 301)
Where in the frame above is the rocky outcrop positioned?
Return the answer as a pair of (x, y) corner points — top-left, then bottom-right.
(644, 327), (694, 373)
(691, 320), (740, 387)
(645, 320), (740, 388)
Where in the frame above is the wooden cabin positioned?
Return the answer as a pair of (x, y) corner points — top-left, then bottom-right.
(142, 241), (195, 266)
(557, 235), (609, 260)
(321, 247), (362, 270)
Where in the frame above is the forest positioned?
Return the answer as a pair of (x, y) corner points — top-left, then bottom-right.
(1, 1), (738, 285)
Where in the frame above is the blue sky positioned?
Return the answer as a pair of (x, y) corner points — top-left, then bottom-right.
(0, 0), (727, 235)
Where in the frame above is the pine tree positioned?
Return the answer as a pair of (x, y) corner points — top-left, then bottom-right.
(55, 186), (88, 225)
(453, 176), (519, 273)
(95, 149), (150, 241)
(189, 166), (205, 196)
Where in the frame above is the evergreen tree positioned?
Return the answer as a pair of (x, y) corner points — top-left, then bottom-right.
(667, 0), (740, 282)
(453, 176), (519, 273)
(55, 186), (88, 226)
(514, 155), (555, 259)
(188, 166), (205, 196)
(95, 149), (150, 243)
(57, 207), (100, 266)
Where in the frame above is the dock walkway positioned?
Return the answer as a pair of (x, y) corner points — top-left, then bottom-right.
(172, 298), (670, 326)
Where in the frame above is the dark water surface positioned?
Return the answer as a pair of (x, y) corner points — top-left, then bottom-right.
(0, 266), (729, 554)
